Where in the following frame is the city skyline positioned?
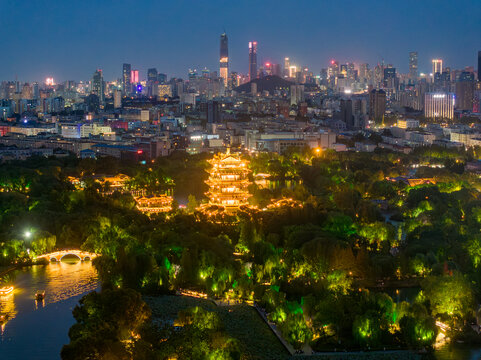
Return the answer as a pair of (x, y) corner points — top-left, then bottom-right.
(2, 0), (480, 82)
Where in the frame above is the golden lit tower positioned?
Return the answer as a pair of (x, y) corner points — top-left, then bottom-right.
(206, 150), (251, 211)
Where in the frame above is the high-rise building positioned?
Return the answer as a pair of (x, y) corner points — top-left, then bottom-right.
(113, 89), (122, 108)
(284, 57), (290, 77)
(425, 92), (455, 119)
(359, 63), (369, 83)
(432, 59), (443, 75)
(207, 100), (220, 123)
(455, 71), (475, 110)
(147, 68), (158, 82)
(327, 60), (339, 80)
(158, 73), (167, 84)
(131, 70), (139, 84)
(91, 69), (104, 103)
(220, 33), (229, 88)
(248, 41), (257, 81)
(340, 99), (354, 129)
(369, 89), (386, 123)
(409, 52), (418, 82)
(122, 63), (131, 96)
(290, 84), (304, 105)
(478, 51), (481, 81)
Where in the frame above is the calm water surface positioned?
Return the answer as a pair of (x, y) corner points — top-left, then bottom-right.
(0, 260), (98, 359)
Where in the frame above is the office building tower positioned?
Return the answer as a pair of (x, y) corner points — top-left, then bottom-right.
(207, 100), (221, 123)
(158, 73), (167, 84)
(91, 69), (104, 103)
(347, 63), (356, 81)
(220, 33), (229, 88)
(359, 63), (369, 83)
(284, 57), (290, 77)
(33, 82), (39, 99)
(425, 92), (455, 119)
(432, 59), (443, 75)
(230, 72), (239, 88)
(455, 71), (475, 110)
(113, 89), (122, 108)
(409, 52), (418, 82)
(327, 60), (339, 80)
(383, 67), (396, 80)
(340, 99), (354, 129)
(131, 70), (139, 84)
(147, 68), (158, 82)
(122, 63), (131, 96)
(478, 51), (481, 81)
(249, 41), (257, 81)
(369, 89), (386, 123)
(272, 64), (282, 77)
(290, 84), (305, 105)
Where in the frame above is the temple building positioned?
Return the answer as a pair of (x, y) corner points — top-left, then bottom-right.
(134, 194), (173, 214)
(205, 150), (251, 212)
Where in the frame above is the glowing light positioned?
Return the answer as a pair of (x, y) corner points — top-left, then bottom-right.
(0, 287), (14, 296)
(24, 231), (31, 238)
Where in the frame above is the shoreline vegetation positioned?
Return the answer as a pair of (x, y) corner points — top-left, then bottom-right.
(1, 147), (480, 359)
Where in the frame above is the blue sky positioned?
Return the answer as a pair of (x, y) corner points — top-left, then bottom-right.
(1, 0), (480, 82)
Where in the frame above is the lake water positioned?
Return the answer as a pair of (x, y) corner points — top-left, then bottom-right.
(0, 260), (99, 359)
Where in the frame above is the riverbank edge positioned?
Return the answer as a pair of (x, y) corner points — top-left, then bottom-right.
(0, 259), (49, 278)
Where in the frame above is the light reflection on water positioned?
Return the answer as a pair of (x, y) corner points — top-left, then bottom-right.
(0, 259), (98, 359)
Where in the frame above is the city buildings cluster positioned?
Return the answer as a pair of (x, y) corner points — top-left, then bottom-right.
(0, 35), (480, 162)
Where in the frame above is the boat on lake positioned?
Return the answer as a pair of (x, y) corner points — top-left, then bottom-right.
(35, 290), (45, 301)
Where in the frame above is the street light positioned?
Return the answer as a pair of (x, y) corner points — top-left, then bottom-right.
(24, 231), (31, 238)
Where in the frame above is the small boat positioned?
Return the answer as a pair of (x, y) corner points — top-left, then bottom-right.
(35, 290), (45, 301)
(0, 286), (13, 296)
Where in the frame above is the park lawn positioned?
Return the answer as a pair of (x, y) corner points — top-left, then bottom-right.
(144, 295), (290, 360)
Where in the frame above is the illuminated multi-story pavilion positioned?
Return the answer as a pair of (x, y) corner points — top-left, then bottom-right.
(205, 150), (251, 212)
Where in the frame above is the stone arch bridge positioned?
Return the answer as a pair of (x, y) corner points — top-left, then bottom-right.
(37, 250), (99, 262)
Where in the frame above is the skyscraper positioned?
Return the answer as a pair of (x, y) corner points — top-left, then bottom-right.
(248, 41), (257, 81)
(91, 69), (104, 103)
(284, 57), (290, 77)
(122, 63), (131, 96)
(369, 89), (386, 123)
(478, 51), (481, 81)
(432, 59), (443, 75)
(455, 71), (475, 110)
(147, 68), (158, 82)
(409, 52), (418, 82)
(219, 33), (229, 88)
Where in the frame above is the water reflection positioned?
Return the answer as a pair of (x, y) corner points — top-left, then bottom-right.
(0, 259), (98, 359)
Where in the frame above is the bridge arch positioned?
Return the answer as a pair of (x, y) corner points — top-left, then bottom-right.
(59, 253), (83, 261)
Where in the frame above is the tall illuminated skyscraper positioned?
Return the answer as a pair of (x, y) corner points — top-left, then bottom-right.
(122, 63), (131, 96)
(219, 33), (229, 88)
(432, 59), (443, 75)
(248, 41), (257, 81)
(409, 52), (418, 81)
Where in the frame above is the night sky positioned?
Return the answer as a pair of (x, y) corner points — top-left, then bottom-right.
(2, 0), (480, 82)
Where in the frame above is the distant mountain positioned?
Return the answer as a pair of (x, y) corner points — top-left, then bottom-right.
(234, 75), (293, 93)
